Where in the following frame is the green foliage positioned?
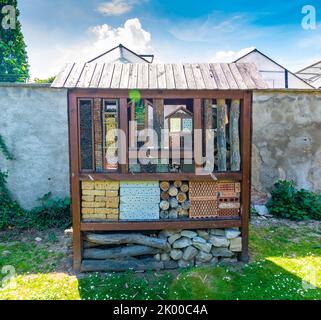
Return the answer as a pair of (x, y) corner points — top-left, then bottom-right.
(0, 134), (22, 229)
(0, 0), (29, 82)
(16, 192), (71, 230)
(0, 170), (22, 229)
(267, 180), (321, 220)
(34, 76), (55, 84)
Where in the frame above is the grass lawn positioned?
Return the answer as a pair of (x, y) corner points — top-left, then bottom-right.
(1, 217), (321, 300)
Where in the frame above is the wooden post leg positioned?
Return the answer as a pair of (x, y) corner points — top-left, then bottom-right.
(69, 92), (82, 271)
(240, 91), (252, 263)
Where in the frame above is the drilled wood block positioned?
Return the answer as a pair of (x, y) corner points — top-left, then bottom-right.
(120, 204), (159, 220)
(120, 188), (160, 197)
(120, 195), (160, 204)
(106, 214), (119, 220)
(120, 181), (159, 188)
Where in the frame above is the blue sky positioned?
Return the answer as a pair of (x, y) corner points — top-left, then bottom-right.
(18, 0), (321, 78)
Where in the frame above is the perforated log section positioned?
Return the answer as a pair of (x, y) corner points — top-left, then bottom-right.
(189, 181), (241, 218)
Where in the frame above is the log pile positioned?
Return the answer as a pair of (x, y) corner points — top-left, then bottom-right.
(159, 181), (190, 219)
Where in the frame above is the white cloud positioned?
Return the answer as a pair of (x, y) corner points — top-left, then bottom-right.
(97, 0), (145, 16)
(210, 47), (256, 63)
(89, 18), (151, 53)
(26, 18), (151, 79)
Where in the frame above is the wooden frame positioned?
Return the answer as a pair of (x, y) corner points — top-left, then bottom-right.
(69, 89), (252, 270)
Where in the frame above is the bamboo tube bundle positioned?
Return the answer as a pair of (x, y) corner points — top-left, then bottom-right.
(160, 181), (170, 192)
(160, 210), (169, 219)
(169, 209), (178, 219)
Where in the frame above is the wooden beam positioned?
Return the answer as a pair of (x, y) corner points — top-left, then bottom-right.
(69, 92), (82, 271)
(217, 99), (227, 171)
(69, 89), (245, 100)
(81, 218), (241, 232)
(204, 99), (214, 172)
(230, 99), (241, 171)
(240, 91), (252, 262)
(79, 172), (242, 181)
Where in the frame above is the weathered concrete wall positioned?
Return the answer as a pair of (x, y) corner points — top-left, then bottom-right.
(252, 90), (321, 196)
(0, 84), (69, 209)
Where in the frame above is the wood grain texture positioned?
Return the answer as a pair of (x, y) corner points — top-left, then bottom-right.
(53, 63), (267, 89)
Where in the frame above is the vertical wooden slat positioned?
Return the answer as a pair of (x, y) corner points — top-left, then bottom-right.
(193, 98), (202, 173)
(93, 98), (103, 172)
(153, 99), (164, 149)
(217, 99), (227, 171)
(240, 91), (252, 262)
(119, 98), (128, 173)
(204, 99), (214, 172)
(128, 64), (138, 89)
(69, 92), (82, 271)
(230, 99), (241, 171)
(157, 64), (166, 89)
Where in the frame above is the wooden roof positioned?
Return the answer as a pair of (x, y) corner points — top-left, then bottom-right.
(51, 62), (268, 90)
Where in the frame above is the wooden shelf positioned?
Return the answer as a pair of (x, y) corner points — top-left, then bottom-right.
(81, 217), (241, 231)
(79, 172), (242, 181)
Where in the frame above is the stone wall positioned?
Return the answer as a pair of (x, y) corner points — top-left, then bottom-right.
(252, 90), (321, 199)
(0, 84), (69, 209)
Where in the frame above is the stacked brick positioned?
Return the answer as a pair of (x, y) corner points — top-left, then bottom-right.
(81, 181), (119, 221)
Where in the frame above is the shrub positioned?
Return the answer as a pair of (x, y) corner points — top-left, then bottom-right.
(0, 171), (23, 229)
(16, 192), (71, 230)
(267, 180), (321, 220)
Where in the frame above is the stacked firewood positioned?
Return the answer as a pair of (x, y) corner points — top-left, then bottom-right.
(159, 181), (190, 219)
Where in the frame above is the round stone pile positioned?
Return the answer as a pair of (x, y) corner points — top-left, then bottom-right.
(155, 228), (242, 268)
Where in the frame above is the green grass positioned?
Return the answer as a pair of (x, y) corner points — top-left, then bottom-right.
(1, 220), (321, 300)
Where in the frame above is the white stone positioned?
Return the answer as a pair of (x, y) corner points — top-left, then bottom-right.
(254, 205), (270, 216)
(154, 254), (161, 261)
(159, 230), (179, 238)
(178, 259), (194, 268)
(225, 228), (241, 239)
(210, 229), (225, 236)
(192, 236), (206, 243)
(180, 230), (198, 238)
(193, 242), (212, 253)
(35, 237), (42, 242)
(160, 253), (170, 261)
(211, 247), (234, 257)
(183, 246), (198, 260)
(196, 230), (210, 240)
(209, 236), (230, 248)
(168, 233), (181, 244)
(196, 251), (213, 263)
(170, 249), (183, 260)
(173, 237), (192, 249)
(230, 237), (242, 252)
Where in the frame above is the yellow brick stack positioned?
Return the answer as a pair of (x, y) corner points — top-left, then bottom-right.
(81, 181), (119, 221)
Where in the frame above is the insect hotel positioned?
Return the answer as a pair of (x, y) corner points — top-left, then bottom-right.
(52, 62), (267, 272)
